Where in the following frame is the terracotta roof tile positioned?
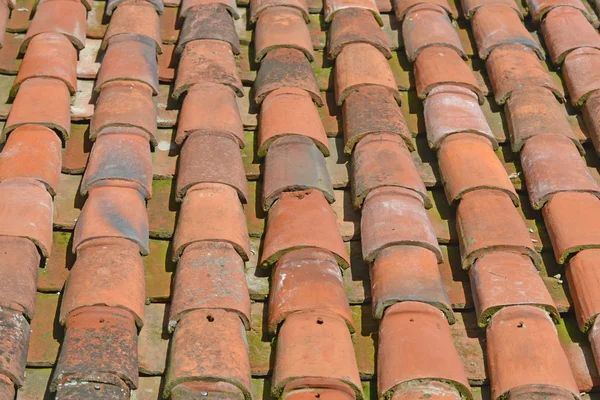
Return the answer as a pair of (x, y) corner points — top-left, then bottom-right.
(563, 47), (600, 107)
(103, 0), (162, 52)
(328, 8), (391, 59)
(0, 236), (39, 320)
(323, 0), (381, 25)
(106, 0), (164, 15)
(255, 6), (314, 62)
(526, 0), (593, 23)
(460, 0), (523, 19)
(249, 0), (308, 23)
(392, 0), (455, 20)
(182, 0), (240, 18)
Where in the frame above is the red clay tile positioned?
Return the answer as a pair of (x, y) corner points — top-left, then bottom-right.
(582, 90), (600, 153)
(505, 87), (581, 152)
(370, 245), (453, 321)
(258, 87), (329, 156)
(158, 43), (177, 82)
(250, 0), (307, 22)
(486, 306), (579, 400)
(0, 33), (23, 74)
(486, 44), (564, 104)
(0, 375), (14, 400)
(402, 4), (465, 62)
(542, 7), (600, 65)
(323, 0), (381, 25)
(0, 236), (39, 319)
(268, 248), (354, 334)
(81, 131), (153, 199)
(106, 0), (164, 15)
(328, 8), (391, 60)
(334, 42), (400, 105)
(352, 133), (429, 208)
(173, 40), (243, 99)
(176, 133), (248, 202)
(22, 0), (86, 52)
(342, 86), (412, 153)
(392, 0), (456, 20)
(60, 238), (146, 328)
(520, 134), (599, 210)
(0, 4), (8, 48)
(255, 7), (314, 62)
(90, 82), (157, 144)
(282, 389), (355, 399)
(0, 124), (62, 196)
(563, 47), (600, 106)
(0, 178), (53, 257)
(527, 0), (592, 23)
(182, 0), (240, 18)
(13, 32), (77, 96)
(271, 311), (362, 398)
(0, 308), (30, 387)
(566, 249), (600, 331)
(95, 35), (159, 95)
(470, 252), (558, 327)
(176, 83), (244, 147)
(253, 47), (323, 105)
(438, 133), (518, 206)
(54, 380), (130, 400)
(456, 190), (540, 269)
(4, 77), (71, 140)
(461, 0), (522, 19)
(176, 4), (241, 55)
(163, 309), (252, 399)
(414, 46), (486, 103)
(263, 135), (334, 210)
(589, 318), (600, 380)
(389, 382), (463, 400)
(424, 84), (495, 150)
(170, 381), (245, 399)
(172, 183), (250, 260)
(103, 0), (162, 53)
(52, 306), (139, 389)
(169, 242), (251, 330)
(378, 302), (470, 400)
(543, 192), (600, 264)
(73, 185), (149, 255)
(260, 189), (350, 268)
(361, 187), (441, 263)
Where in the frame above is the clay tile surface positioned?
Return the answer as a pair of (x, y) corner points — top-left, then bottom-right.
(0, 236), (39, 320)
(361, 186), (442, 263)
(505, 87), (581, 152)
(543, 192), (600, 264)
(342, 86), (412, 153)
(254, 48), (323, 106)
(54, 381), (130, 400)
(249, 0), (308, 23)
(371, 246), (453, 321)
(176, 133), (248, 202)
(456, 190), (540, 269)
(438, 133), (518, 206)
(471, 4), (543, 60)
(335, 42), (400, 105)
(323, 0), (382, 25)
(271, 311), (363, 398)
(470, 252), (558, 327)
(461, 0), (523, 19)
(181, 0), (240, 18)
(106, 0), (164, 15)
(486, 44), (564, 104)
(176, 83), (244, 147)
(393, 0), (455, 20)
(328, 8), (391, 60)
(254, 6), (314, 62)
(103, 0), (162, 53)
(563, 47), (600, 106)
(566, 249), (600, 331)
(169, 242), (251, 330)
(176, 4), (241, 55)
(0, 308), (30, 387)
(402, 4), (466, 62)
(351, 133), (430, 208)
(263, 135), (335, 210)
(520, 134), (600, 210)
(170, 381), (245, 400)
(414, 46), (486, 103)
(378, 302), (471, 400)
(164, 309), (252, 399)
(486, 306), (580, 400)
(173, 39), (243, 99)
(260, 189), (350, 268)
(268, 247), (355, 334)
(172, 182), (250, 260)
(0, 124), (62, 196)
(583, 90), (600, 153)
(13, 32), (77, 95)
(424, 84), (496, 150)
(527, 0), (592, 23)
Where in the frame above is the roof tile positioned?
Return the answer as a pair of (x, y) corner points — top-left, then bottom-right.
(323, 0), (381, 25)
(106, 0), (164, 15)
(351, 133), (429, 208)
(263, 135), (334, 210)
(176, 4), (241, 55)
(249, 0), (307, 23)
(334, 42), (400, 105)
(460, 0), (523, 19)
(438, 133), (518, 206)
(582, 90), (600, 153)
(328, 8), (391, 60)
(181, 0), (239, 18)
(0, 375), (14, 400)
(164, 309), (252, 399)
(563, 47), (600, 106)
(377, 302), (471, 400)
(0, 236), (39, 320)
(0, 308), (30, 387)
(402, 4), (465, 62)
(103, 0), (162, 53)
(526, 0), (593, 23)
(566, 249), (600, 331)
(392, 0), (455, 21)
(54, 380), (130, 399)
(170, 381), (246, 399)
(282, 389), (355, 399)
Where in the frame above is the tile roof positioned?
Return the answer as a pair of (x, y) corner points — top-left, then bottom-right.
(2, 0), (600, 398)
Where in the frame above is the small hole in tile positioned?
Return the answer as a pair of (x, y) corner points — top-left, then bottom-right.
(99, 319), (105, 323)
(315, 394), (321, 398)
(207, 315), (214, 322)
(316, 318), (323, 325)
(409, 318), (414, 322)
(517, 321), (524, 328)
